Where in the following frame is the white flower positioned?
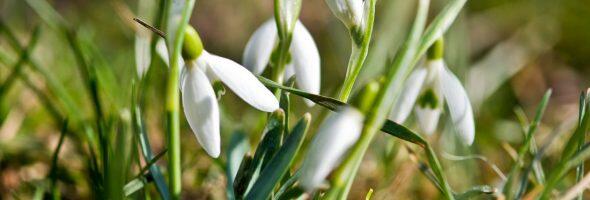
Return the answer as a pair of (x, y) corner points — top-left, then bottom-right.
(157, 40), (279, 158)
(242, 19), (320, 106)
(390, 59), (475, 145)
(325, 0), (364, 29)
(299, 107), (364, 191)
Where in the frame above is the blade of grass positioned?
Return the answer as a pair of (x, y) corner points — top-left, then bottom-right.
(47, 120), (68, 200)
(0, 26), (41, 100)
(540, 92), (590, 199)
(504, 89), (551, 199)
(0, 19), (83, 123)
(25, 0), (111, 185)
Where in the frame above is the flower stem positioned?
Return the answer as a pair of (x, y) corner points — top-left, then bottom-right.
(337, 0), (377, 102)
(164, 0), (196, 198)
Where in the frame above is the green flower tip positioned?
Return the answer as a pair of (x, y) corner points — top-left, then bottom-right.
(417, 88), (439, 109)
(427, 38), (444, 60)
(182, 25), (204, 61)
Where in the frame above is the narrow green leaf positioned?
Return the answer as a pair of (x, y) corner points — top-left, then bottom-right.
(132, 82), (170, 199)
(233, 154), (254, 197)
(234, 110), (285, 197)
(382, 120), (427, 147)
(245, 114), (311, 200)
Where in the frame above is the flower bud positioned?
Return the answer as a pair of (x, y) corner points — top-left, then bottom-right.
(325, 0), (364, 30)
(299, 107), (364, 191)
(182, 25), (204, 61)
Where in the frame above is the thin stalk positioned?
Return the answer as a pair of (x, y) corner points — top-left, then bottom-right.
(337, 0), (377, 102)
(269, 0), (302, 95)
(163, 0), (196, 198)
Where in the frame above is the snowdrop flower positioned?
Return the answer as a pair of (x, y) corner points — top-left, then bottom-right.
(242, 19), (320, 106)
(325, 0), (364, 30)
(299, 107), (364, 191)
(390, 40), (475, 145)
(160, 26), (279, 158)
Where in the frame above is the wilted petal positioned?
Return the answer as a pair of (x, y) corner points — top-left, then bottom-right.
(390, 67), (428, 123)
(440, 66), (475, 145)
(182, 67), (220, 158)
(291, 21), (321, 106)
(299, 107), (364, 191)
(243, 19), (278, 75)
(205, 52), (279, 112)
(135, 34), (151, 77)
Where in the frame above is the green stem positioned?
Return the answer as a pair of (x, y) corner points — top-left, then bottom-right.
(337, 0), (377, 102)
(164, 1), (196, 198)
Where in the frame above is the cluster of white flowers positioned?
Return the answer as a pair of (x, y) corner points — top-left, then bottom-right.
(145, 0), (475, 192)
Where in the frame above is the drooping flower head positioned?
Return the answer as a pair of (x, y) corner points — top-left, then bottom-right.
(243, 19), (320, 106)
(159, 26), (279, 157)
(390, 39), (475, 145)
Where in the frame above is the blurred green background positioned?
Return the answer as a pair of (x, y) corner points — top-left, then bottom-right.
(1, 0), (590, 199)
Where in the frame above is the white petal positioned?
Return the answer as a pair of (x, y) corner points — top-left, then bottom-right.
(441, 66), (475, 145)
(299, 107), (364, 192)
(182, 67), (220, 158)
(242, 19), (277, 75)
(135, 35), (151, 77)
(389, 67), (428, 123)
(291, 21), (321, 106)
(414, 106), (442, 135)
(205, 52), (279, 112)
